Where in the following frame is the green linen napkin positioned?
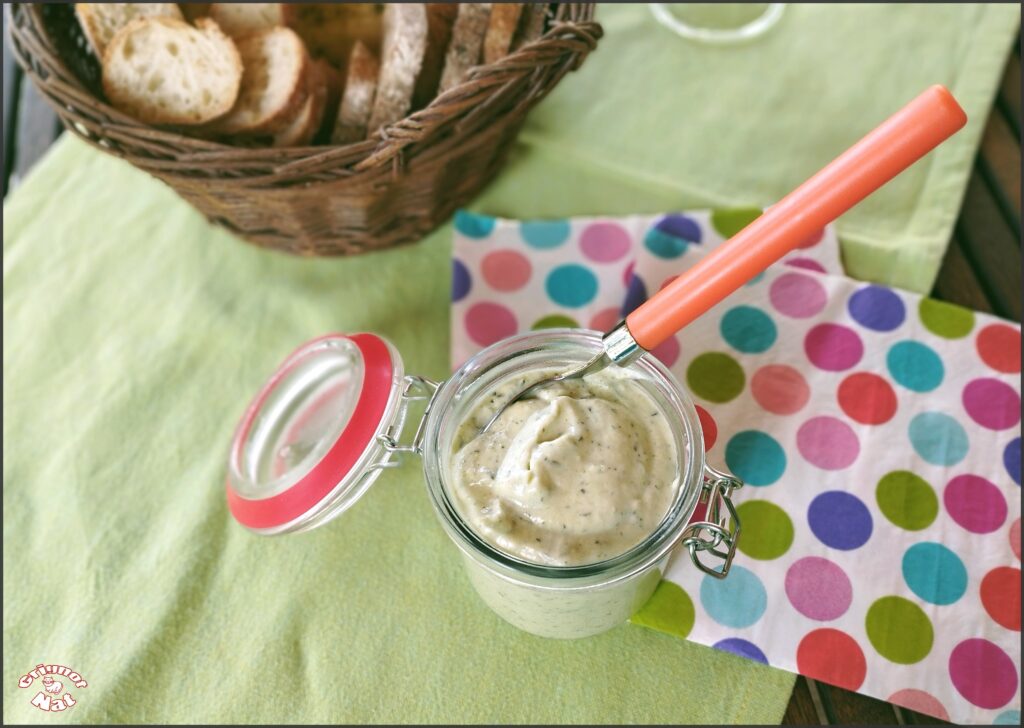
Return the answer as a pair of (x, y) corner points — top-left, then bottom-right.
(2, 137), (795, 724)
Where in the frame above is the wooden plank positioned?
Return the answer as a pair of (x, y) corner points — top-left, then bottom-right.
(977, 107), (1021, 238)
(933, 234), (997, 314)
(822, 683), (901, 725)
(3, 7), (24, 196)
(10, 67), (60, 189)
(782, 677), (827, 725)
(996, 44), (1021, 139)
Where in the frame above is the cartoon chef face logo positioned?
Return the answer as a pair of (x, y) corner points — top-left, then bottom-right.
(17, 664), (87, 712)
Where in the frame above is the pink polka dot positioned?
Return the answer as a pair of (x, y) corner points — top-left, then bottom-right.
(660, 275), (678, 291)
(465, 302), (518, 347)
(622, 261), (635, 288)
(770, 272), (827, 318)
(1011, 518), (1021, 561)
(580, 222), (631, 263)
(888, 690), (949, 721)
(962, 378), (1021, 431)
(651, 335), (680, 368)
(944, 474), (1007, 534)
(949, 639), (1018, 709)
(805, 324), (864, 371)
(786, 257), (826, 273)
(481, 249), (532, 292)
(785, 557), (853, 621)
(589, 307), (620, 333)
(797, 416), (859, 470)
(798, 228), (825, 248)
(751, 364), (810, 415)
(696, 405), (717, 451)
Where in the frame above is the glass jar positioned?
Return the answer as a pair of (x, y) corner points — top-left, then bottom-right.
(226, 329), (743, 639)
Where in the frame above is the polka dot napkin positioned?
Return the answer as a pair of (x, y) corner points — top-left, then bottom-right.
(450, 209), (1021, 725)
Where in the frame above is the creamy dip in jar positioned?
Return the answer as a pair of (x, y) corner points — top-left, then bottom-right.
(450, 368), (678, 567)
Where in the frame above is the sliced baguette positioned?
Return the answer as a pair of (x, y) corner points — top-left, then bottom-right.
(315, 58), (343, 142)
(482, 3), (523, 64)
(76, 3), (183, 57)
(211, 26), (310, 135)
(438, 3), (491, 93)
(411, 4), (457, 110)
(511, 3), (547, 50)
(366, 4), (428, 132)
(208, 3), (292, 39)
(102, 17), (241, 125)
(331, 41), (379, 144)
(273, 67), (326, 147)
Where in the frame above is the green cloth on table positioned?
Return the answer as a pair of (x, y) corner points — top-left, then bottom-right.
(478, 3), (1018, 294)
(3, 137), (795, 724)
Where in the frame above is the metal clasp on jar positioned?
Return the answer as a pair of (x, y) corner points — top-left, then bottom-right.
(680, 465), (743, 578)
(377, 375), (441, 457)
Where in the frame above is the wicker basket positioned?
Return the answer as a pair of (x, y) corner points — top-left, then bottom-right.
(8, 3), (601, 255)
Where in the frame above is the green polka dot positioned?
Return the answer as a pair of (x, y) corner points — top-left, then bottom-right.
(876, 471), (938, 531)
(531, 314), (579, 330)
(918, 298), (974, 339)
(686, 352), (745, 403)
(630, 580), (695, 638)
(733, 501), (793, 560)
(865, 596), (933, 664)
(711, 208), (762, 238)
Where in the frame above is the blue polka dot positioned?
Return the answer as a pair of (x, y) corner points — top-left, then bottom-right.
(908, 412), (968, 466)
(454, 210), (495, 238)
(1004, 437), (1021, 486)
(452, 259), (471, 302)
(520, 219), (570, 249)
(808, 491), (873, 550)
(848, 285), (906, 332)
(745, 272), (766, 287)
(887, 341), (944, 392)
(902, 542), (967, 605)
(701, 565), (767, 628)
(725, 431), (786, 486)
(621, 273), (647, 317)
(994, 710), (1021, 725)
(720, 306), (777, 354)
(713, 638), (768, 664)
(545, 265), (598, 308)
(643, 214), (701, 259)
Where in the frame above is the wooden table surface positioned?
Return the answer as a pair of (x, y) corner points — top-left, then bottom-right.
(3, 12), (1020, 726)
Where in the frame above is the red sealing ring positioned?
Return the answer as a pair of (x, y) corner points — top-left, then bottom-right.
(226, 333), (393, 530)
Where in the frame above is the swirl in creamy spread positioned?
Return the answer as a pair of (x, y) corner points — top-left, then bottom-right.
(450, 368), (679, 566)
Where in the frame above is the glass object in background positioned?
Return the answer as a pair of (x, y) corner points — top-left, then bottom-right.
(648, 3), (786, 44)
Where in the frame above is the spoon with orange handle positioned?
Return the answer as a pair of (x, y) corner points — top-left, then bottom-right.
(483, 85), (967, 432)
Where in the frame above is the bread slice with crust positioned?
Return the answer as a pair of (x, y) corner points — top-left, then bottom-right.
(438, 3), (491, 93)
(411, 4), (457, 110)
(76, 3), (183, 57)
(331, 41), (379, 144)
(208, 3), (293, 39)
(366, 4), (428, 133)
(287, 3), (384, 69)
(483, 3), (523, 64)
(511, 3), (548, 50)
(101, 16), (241, 125)
(211, 26), (310, 135)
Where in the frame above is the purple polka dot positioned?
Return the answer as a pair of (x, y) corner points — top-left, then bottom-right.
(944, 474), (1007, 534)
(786, 257), (826, 273)
(949, 639), (1019, 709)
(465, 302), (518, 347)
(622, 273), (648, 317)
(805, 324), (864, 371)
(785, 557), (853, 621)
(962, 378), (1021, 431)
(713, 638), (768, 664)
(770, 272), (827, 318)
(452, 259), (471, 302)
(808, 491), (873, 550)
(655, 213), (703, 243)
(580, 222), (632, 263)
(797, 416), (860, 470)
(1005, 438), (1021, 486)
(848, 285), (906, 332)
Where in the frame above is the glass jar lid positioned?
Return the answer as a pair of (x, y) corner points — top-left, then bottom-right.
(225, 333), (406, 534)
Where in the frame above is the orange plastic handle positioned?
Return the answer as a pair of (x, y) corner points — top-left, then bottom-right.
(626, 84), (967, 351)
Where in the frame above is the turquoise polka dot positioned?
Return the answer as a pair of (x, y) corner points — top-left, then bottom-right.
(454, 210), (496, 238)
(520, 219), (571, 249)
(908, 412), (968, 466)
(902, 542), (967, 605)
(887, 341), (944, 392)
(725, 430), (787, 486)
(700, 565), (767, 628)
(644, 229), (690, 259)
(994, 710), (1021, 725)
(546, 265), (598, 308)
(720, 306), (777, 354)
(745, 272), (766, 287)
